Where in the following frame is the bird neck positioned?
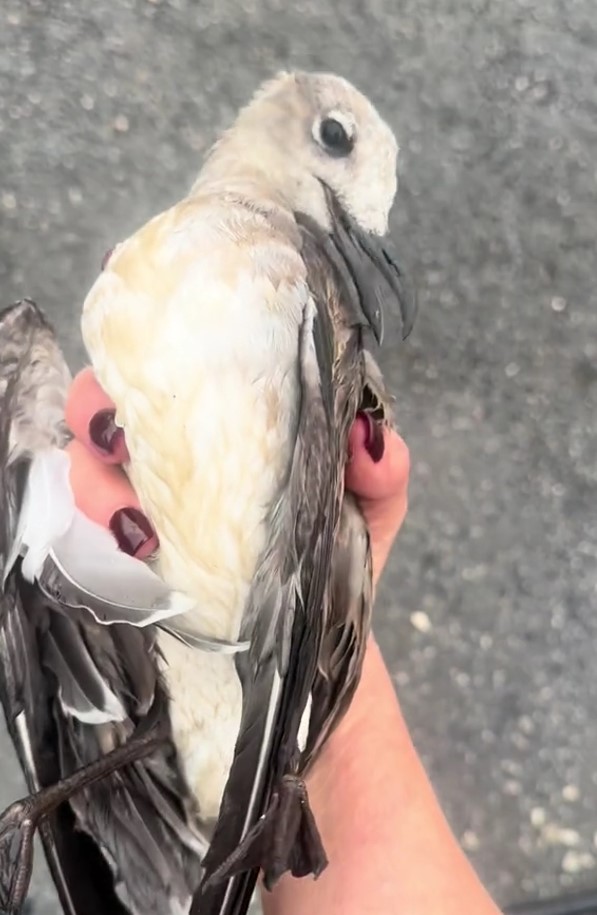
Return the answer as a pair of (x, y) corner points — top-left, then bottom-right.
(189, 133), (330, 231)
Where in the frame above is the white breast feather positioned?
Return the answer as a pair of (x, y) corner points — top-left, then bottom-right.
(81, 194), (308, 818)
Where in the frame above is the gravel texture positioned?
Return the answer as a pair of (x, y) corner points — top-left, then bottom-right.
(1, 0), (596, 911)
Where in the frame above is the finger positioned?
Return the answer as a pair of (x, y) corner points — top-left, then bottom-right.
(345, 418), (410, 586)
(65, 439), (158, 559)
(345, 416), (410, 503)
(65, 368), (129, 464)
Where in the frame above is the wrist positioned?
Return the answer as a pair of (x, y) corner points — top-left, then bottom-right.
(263, 637), (502, 915)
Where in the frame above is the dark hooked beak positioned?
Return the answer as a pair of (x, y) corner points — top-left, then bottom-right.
(322, 184), (417, 346)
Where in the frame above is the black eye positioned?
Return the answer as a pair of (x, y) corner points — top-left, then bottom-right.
(319, 117), (354, 157)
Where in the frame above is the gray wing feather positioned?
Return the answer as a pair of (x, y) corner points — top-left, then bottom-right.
(199, 288), (340, 911)
(57, 703), (206, 915)
(200, 214), (382, 909)
(0, 300), (204, 915)
(302, 492), (373, 768)
(0, 299), (72, 465)
(0, 301), (111, 915)
(44, 615), (127, 724)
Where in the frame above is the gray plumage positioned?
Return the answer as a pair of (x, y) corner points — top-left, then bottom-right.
(0, 301), (205, 915)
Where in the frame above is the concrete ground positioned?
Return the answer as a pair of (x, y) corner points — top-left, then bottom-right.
(1, 0), (596, 911)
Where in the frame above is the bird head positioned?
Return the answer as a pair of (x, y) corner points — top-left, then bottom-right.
(196, 71), (416, 341)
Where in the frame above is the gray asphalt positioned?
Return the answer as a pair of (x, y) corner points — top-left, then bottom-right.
(1, 0), (596, 912)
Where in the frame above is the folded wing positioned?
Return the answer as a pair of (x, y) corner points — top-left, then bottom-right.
(0, 300), (204, 915)
(199, 213), (385, 913)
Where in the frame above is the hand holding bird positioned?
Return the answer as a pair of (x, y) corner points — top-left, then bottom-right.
(64, 367), (410, 589)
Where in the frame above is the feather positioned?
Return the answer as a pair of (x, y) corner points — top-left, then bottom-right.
(199, 290), (340, 909)
(57, 688), (205, 915)
(0, 301), (127, 915)
(302, 493), (372, 767)
(16, 448), (75, 582)
(44, 622), (127, 724)
(160, 622), (250, 655)
(41, 508), (197, 625)
(10, 442), (198, 632)
(0, 301), (204, 915)
(198, 198), (394, 912)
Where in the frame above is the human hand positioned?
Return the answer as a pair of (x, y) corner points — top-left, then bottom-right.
(64, 367), (411, 583)
(346, 414), (409, 586)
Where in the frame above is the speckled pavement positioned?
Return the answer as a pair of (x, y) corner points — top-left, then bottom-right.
(1, 1), (596, 912)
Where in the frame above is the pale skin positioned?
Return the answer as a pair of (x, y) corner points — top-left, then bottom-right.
(65, 368), (502, 915)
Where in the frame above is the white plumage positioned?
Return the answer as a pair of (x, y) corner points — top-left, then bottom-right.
(81, 196), (309, 817)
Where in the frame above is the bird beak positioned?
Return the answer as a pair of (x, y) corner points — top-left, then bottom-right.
(322, 184), (417, 346)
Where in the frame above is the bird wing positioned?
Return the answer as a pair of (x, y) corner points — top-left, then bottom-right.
(199, 212), (388, 913)
(0, 300), (204, 915)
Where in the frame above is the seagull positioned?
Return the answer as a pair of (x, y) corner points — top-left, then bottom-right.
(0, 70), (416, 915)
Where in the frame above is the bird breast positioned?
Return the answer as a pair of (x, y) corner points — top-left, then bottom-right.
(81, 194), (308, 643)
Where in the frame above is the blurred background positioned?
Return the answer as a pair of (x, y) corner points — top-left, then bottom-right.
(1, 0), (596, 912)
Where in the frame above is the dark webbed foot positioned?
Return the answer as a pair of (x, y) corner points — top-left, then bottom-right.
(0, 797), (36, 914)
(203, 774), (328, 893)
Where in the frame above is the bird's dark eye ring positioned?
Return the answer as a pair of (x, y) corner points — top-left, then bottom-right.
(319, 117), (354, 157)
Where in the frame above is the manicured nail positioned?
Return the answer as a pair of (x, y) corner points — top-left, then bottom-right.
(361, 413), (385, 463)
(109, 508), (158, 559)
(88, 408), (125, 457)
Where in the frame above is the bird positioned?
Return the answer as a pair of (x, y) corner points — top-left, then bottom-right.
(0, 69), (416, 915)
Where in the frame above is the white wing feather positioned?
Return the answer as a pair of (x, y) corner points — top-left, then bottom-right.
(16, 447), (197, 625)
(17, 447), (75, 580)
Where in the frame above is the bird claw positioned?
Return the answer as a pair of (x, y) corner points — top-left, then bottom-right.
(0, 711), (168, 913)
(0, 797), (37, 914)
(202, 773), (328, 893)
(261, 774), (328, 890)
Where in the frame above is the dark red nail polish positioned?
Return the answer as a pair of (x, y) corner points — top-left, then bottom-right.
(109, 508), (158, 558)
(362, 413), (385, 463)
(89, 409), (124, 456)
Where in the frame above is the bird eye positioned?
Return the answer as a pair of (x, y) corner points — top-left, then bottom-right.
(319, 117), (354, 157)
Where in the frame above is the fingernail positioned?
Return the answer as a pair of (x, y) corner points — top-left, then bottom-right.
(89, 408), (124, 456)
(361, 413), (385, 463)
(109, 508), (158, 559)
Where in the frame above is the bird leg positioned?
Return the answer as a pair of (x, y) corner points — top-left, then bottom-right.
(201, 773), (328, 896)
(0, 722), (169, 915)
